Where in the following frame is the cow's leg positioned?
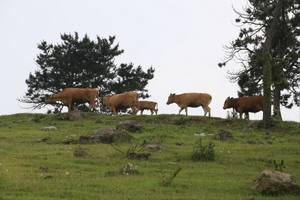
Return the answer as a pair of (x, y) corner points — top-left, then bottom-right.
(130, 106), (137, 115)
(67, 101), (73, 112)
(239, 113), (243, 118)
(245, 112), (249, 119)
(150, 109), (154, 115)
(141, 109), (144, 115)
(178, 107), (184, 115)
(71, 103), (76, 111)
(155, 109), (158, 115)
(89, 101), (95, 112)
(202, 105), (211, 117)
(184, 107), (188, 115)
(112, 107), (118, 115)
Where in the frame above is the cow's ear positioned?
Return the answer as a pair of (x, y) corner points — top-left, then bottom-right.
(172, 93), (175, 95)
(230, 97), (233, 100)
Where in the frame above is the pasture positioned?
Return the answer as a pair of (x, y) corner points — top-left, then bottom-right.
(0, 113), (299, 200)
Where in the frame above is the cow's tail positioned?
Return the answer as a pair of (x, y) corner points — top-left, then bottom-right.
(208, 95), (212, 105)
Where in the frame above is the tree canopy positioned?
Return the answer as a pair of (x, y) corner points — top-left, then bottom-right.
(219, 0), (300, 121)
(19, 32), (155, 113)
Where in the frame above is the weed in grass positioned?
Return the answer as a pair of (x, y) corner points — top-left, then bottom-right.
(160, 167), (182, 186)
(274, 160), (284, 172)
(191, 139), (215, 161)
(33, 114), (41, 123)
(226, 109), (238, 119)
(111, 139), (152, 159)
(172, 116), (186, 125)
(1, 114), (300, 199)
(73, 146), (88, 157)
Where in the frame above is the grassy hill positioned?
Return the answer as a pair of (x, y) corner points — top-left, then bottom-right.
(0, 113), (299, 200)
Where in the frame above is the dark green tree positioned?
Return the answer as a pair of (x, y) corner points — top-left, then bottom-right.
(18, 32), (155, 113)
(219, 0), (300, 121)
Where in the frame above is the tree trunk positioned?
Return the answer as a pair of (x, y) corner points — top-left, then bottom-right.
(273, 85), (282, 120)
(262, 0), (284, 128)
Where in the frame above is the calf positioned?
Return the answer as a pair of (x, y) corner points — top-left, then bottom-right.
(134, 100), (158, 115)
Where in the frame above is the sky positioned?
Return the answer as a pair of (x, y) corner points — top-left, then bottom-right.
(1, 0), (299, 122)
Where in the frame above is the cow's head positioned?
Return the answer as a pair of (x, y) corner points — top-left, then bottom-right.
(99, 96), (111, 104)
(166, 93), (176, 105)
(45, 94), (56, 104)
(223, 97), (233, 109)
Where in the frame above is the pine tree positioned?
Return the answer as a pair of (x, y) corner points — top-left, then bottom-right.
(219, 0), (300, 121)
(18, 32), (155, 113)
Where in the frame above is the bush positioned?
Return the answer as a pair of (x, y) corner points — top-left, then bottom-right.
(191, 139), (215, 161)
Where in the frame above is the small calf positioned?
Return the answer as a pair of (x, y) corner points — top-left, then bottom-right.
(134, 100), (158, 115)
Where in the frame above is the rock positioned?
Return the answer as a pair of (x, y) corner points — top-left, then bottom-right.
(58, 110), (86, 120)
(38, 137), (51, 142)
(251, 170), (300, 195)
(127, 152), (151, 160)
(116, 120), (142, 132)
(119, 163), (139, 175)
(40, 126), (57, 130)
(68, 110), (86, 120)
(79, 128), (118, 144)
(145, 144), (161, 151)
(62, 139), (74, 144)
(215, 129), (234, 141)
(194, 133), (206, 136)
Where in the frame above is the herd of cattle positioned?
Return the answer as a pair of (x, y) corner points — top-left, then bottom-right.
(45, 87), (265, 119)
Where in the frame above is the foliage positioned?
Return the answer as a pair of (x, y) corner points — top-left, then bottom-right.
(226, 109), (239, 119)
(191, 139), (215, 161)
(73, 146), (88, 157)
(0, 113), (300, 199)
(160, 167), (182, 187)
(273, 160), (284, 172)
(18, 32), (155, 113)
(111, 139), (151, 159)
(219, 0), (300, 118)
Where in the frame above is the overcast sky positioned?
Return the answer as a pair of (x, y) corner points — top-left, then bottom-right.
(1, 0), (299, 122)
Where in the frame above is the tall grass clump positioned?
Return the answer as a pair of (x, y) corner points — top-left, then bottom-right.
(191, 138), (215, 161)
(226, 109), (238, 119)
(160, 167), (182, 186)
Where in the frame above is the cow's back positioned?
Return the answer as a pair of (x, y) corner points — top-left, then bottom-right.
(136, 100), (157, 109)
(241, 96), (263, 112)
(63, 88), (98, 103)
(182, 93), (212, 107)
(105, 91), (138, 110)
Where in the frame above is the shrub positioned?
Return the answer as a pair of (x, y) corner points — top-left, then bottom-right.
(73, 146), (88, 157)
(191, 139), (215, 161)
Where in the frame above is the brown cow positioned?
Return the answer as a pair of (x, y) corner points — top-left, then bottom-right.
(100, 91), (138, 115)
(166, 93), (212, 116)
(223, 96), (264, 119)
(133, 100), (158, 115)
(45, 88), (98, 112)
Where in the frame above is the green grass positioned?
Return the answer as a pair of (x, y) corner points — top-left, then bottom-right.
(0, 113), (299, 199)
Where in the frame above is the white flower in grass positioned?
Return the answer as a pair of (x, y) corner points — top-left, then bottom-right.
(65, 172), (69, 175)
